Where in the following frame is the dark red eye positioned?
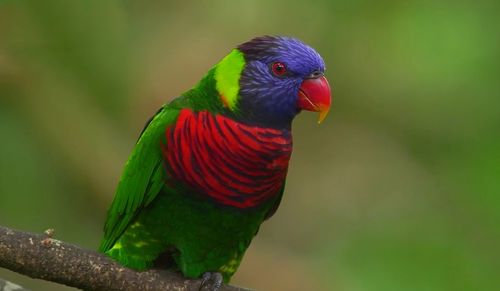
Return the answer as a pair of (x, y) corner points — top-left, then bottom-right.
(271, 62), (287, 76)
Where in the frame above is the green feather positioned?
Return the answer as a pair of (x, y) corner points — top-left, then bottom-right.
(214, 49), (246, 111)
(99, 105), (180, 252)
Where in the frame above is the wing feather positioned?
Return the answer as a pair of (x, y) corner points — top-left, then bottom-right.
(99, 105), (179, 252)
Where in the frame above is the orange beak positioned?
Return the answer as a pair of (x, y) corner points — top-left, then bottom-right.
(297, 75), (332, 123)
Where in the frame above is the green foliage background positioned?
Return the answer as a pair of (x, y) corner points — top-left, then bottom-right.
(1, 1), (498, 290)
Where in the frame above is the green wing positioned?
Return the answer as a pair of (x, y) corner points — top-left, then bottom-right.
(99, 105), (180, 252)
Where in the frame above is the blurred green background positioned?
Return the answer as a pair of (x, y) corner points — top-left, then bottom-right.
(1, 0), (499, 290)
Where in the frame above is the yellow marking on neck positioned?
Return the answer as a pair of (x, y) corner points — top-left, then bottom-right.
(214, 49), (246, 111)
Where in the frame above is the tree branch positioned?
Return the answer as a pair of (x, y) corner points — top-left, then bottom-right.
(0, 226), (252, 291)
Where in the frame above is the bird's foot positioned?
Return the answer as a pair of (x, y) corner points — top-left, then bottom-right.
(199, 272), (223, 291)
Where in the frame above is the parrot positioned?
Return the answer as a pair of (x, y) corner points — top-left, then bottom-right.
(99, 35), (331, 290)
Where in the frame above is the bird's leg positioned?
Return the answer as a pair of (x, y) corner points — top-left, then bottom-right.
(199, 272), (223, 291)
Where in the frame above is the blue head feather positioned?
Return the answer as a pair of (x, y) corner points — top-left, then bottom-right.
(236, 36), (326, 128)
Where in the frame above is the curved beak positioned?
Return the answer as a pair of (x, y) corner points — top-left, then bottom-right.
(297, 75), (332, 123)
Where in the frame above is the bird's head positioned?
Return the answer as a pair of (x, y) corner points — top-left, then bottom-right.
(214, 35), (332, 128)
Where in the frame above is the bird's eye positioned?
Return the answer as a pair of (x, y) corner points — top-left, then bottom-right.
(271, 62), (287, 77)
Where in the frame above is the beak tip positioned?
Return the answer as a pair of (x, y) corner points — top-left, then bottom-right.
(317, 109), (329, 124)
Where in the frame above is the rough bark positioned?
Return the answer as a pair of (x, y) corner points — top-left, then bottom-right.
(0, 226), (252, 291)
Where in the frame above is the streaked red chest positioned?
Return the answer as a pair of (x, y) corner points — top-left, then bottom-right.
(163, 109), (292, 208)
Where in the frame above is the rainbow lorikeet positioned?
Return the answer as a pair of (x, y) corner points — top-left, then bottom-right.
(99, 36), (331, 289)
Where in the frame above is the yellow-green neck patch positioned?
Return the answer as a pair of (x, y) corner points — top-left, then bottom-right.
(214, 49), (246, 111)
